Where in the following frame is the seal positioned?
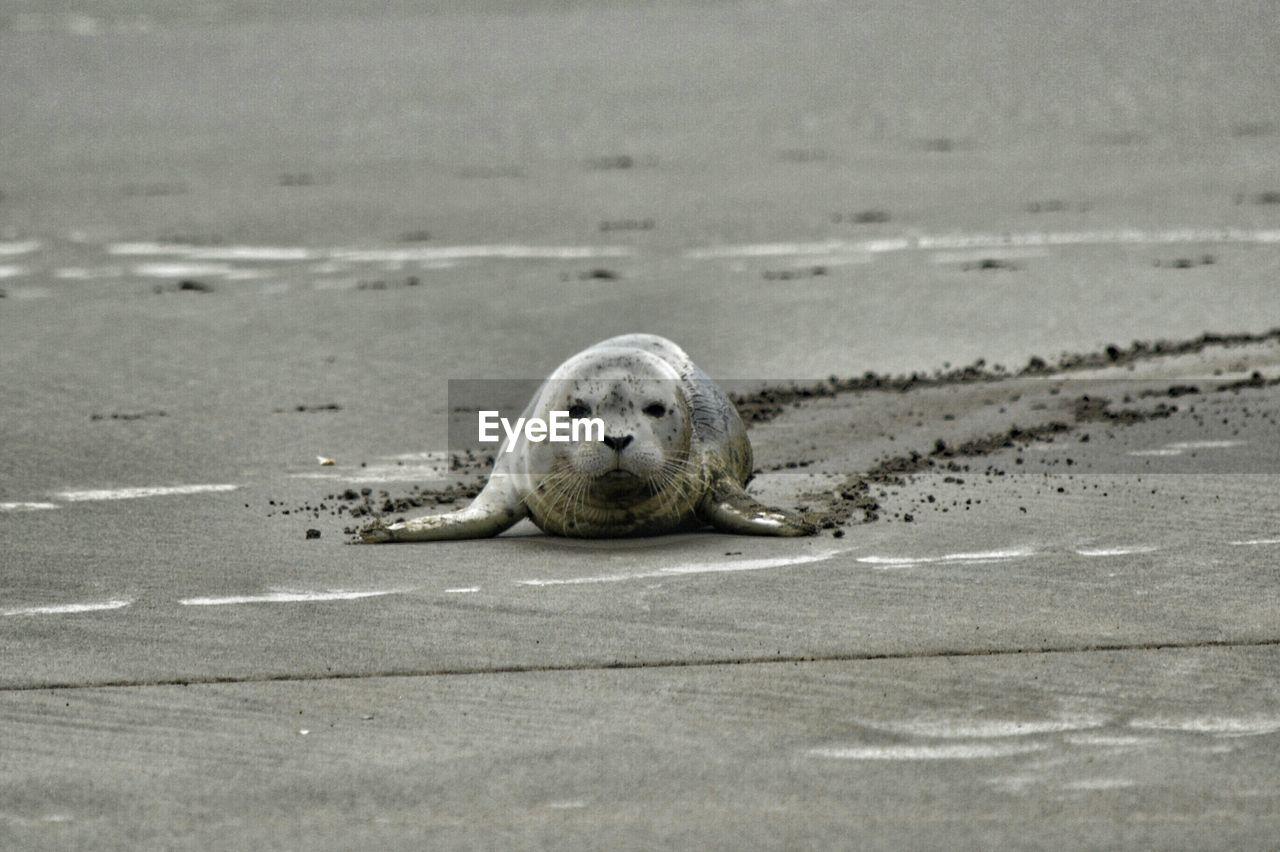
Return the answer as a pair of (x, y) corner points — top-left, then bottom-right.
(359, 334), (816, 541)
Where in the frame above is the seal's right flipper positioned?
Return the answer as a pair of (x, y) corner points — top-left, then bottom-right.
(359, 478), (526, 543)
(698, 478), (818, 537)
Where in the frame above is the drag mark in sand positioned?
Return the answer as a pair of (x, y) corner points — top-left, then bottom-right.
(55, 484), (238, 502)
(179, 589), (406, 606)
(1074, 546), (1159, 557)
(810, 743), (1048, 760)
(0, 502), (59, 511)
(3, 599), (132, 617)
(856, 548), (1033, 569)
(517, 550), (845, 586)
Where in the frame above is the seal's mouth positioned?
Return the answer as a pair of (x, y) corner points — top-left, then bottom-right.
(590, 468), (648, 499)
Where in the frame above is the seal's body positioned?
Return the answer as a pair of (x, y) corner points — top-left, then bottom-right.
(360, 334), (815, 542)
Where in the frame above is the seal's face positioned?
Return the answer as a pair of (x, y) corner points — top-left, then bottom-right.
(524, 351), (697, 531)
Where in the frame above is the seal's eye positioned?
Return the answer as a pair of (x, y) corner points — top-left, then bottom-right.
(568, 402), (591, 419)
(643, 402), (667, 418)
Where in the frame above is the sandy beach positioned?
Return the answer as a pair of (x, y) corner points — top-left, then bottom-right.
(2, 1), (1279, 848)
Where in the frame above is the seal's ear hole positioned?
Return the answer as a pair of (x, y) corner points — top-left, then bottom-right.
(643, 402), (667, 418)
(568, 402), (591, 419)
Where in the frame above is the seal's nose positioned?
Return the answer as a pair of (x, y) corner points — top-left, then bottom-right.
(602, 434), (633, 452)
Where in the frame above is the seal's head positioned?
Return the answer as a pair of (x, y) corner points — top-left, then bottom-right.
(523, 348), (699, 535)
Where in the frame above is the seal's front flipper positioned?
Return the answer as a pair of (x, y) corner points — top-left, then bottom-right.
(698, 478), (818, 537)
(358, 479), (526, 543)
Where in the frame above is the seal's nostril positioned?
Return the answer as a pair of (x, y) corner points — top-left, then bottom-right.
(602, 434), (633, 451)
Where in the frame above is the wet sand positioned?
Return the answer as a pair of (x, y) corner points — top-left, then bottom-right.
(2, 1), (1280, 849)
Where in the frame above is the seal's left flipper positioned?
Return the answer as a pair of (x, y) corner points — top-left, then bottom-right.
(698, 477), (818, 536)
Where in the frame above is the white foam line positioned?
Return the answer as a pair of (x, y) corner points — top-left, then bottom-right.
(187, 247), (313, 261)
(56, 484), (238, 502)
(687, 240), (873, 259)
(289, 464), (447, 483)
(687, 239), (913, 259)
(1130, 439), (1244, 457)
(865, 717), (1107, 739)
(383, 451), (450, 462)
(1064, 778), (1137, 791)
(444, 587), (480, 594)
(1228, 538), (1280, 546)
(685, 228), (1280, 259)
(915, 228), (1280, 250)
(1075, 546), (1158, 557)
(55, 266), (124, 280)
(1165, 440), (1244, 450)
(3, 599), (131, 617)
(0, 502), (60, 511)
(109, 242), (634, 263)
(109, 243), (315, 261)
(0, 265), (28, 279)
(810, 743), (1048, 761)
(856, 548), (1033, 568)
(930, 248), (1048, 264)
(1062, 734), (1160, 748)
(517, 550), (844, 586)
(0, 240), (41, 257)
(131, 262), (241, 278)
(1128, 716), (1280, 737)
(179, 589), (404, 606)
(328, 245), (634, 262)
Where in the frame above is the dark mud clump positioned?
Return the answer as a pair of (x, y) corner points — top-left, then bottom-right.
(1072, 395), (1177, 424)
(153, 279), (214, 294)
(963, 258), (1019, 271)
(1216, 370), (1280, 392)
(1153, 255), (1214, 269)
(762, 266), (827, 281)
(599, 218), (656, 232)
(1025, 200), (1067, 213)
(275, 403), (342, 414)
(91, 410), (167, 422)
(356, 276), (420, 291)
(831, 209), (891, 224)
